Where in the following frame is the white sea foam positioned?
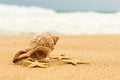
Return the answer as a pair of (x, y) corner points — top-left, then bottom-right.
(0, 4), (120, 34)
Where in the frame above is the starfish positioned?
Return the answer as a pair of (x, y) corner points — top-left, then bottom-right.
(51, 54), (72, 60)
(22, 59), (49, 68)
(62, 59), (90, 65)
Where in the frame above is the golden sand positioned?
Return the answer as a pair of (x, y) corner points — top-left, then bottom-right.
(0, 35), (120, 80)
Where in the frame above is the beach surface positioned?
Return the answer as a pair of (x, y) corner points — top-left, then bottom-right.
(0, 35), (120, 80)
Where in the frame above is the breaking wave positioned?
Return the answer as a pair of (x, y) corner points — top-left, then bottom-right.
(0, 4), (120, 34)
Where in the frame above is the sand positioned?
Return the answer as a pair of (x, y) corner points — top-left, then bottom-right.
(0, 35), (120, 80)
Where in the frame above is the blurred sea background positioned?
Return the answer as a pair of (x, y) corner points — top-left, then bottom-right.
(0, 0), (120, 35)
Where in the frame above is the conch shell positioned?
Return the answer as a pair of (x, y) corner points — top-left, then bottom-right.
(13, 33), (59, 63)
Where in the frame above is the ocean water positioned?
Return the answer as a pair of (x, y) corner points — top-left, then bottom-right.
(0, 4), (120, 35)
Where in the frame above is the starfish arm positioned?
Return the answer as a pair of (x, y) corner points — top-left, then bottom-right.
(22, 59), (33, 64)
(61, 57), (72, 59)
(77, 61), (90, 64)
(28, 60), (49, 68)
(50, 56), (59, 59)
(51, 55), (72, 60)
(62, 59), (77, 65)
(36, 64), (48, 68)
(72, 60), (77, 65)
(28, 63), (36, 68)
(62, 59), (74, 64)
